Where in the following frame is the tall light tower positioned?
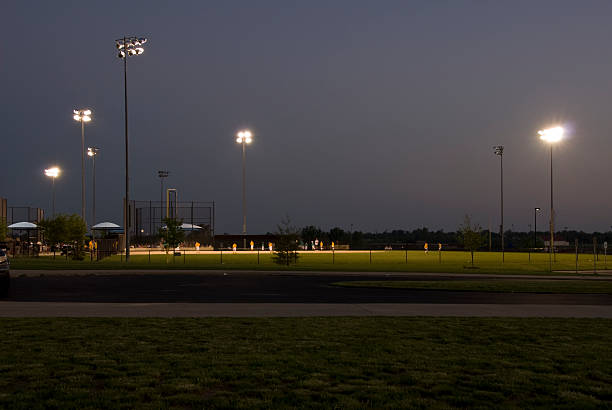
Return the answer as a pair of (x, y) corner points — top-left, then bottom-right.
(88, 147), (100, 258)
(73, 109), (92, 224)
(236, 130), (252, 249)
(538, 126), (564, 270)
(116, 36), (147, 261)
(44, 167), (61, 217)
(158, 170), (169, 220)
(493, 145), (504, 262)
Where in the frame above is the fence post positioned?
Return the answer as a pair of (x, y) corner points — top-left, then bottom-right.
(257, 250), (260, 264)
(220, 249), (223, 264)
(593, 237), (597, 274)
(369, 249), (372, 264)
(332, 249), (335, 264)
(575, 238), (578, 274)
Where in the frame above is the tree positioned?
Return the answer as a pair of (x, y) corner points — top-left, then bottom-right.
(458, 215), (484, 266)
(301, 225), (322, 250)
(274, 216), (300, 266)
(65, 214), (87, 260)
(39, 214), (85, 260)
(328, 227), (346, 245)
(159, 218), (185, 261)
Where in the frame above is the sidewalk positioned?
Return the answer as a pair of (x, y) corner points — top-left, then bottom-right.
(1, 302), (611, 318)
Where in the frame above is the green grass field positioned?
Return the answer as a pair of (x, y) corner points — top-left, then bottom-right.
(334, 279), (612, 294)
(0, 318), (610, 408)
(10, 250), (611, 275)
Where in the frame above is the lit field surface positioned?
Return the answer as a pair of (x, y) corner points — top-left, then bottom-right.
(10, 250), (611, 275)
(0, 318), (610, 408)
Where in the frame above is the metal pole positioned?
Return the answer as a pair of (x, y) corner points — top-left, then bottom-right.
(242, 141), (247, 249)
(593, 237), (597, 274)
(160, 177), (164, 220)
(123, 38), (130, 262)
(549, 145), (554, 270)
(51, 176), (56, 217)
(500, 152), (504, 262)
(92, 154), (96, 260)
(575, 238), (578, 274)
(534, 208), (537, 252)
(81, 120), (86, 225)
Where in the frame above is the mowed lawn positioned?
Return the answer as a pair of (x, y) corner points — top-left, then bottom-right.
(10, 250), (611, 274)
(0, 318), (610, 408)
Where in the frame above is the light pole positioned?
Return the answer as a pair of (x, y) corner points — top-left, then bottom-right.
(88, 147), (99, 259)
(73, 109), (91, 224)
(158, 170), (169, 220)
(538, 126), (564, 270)
(493, 146), (504, 262)
(116, 36), (147, 261)
(534, 207), (541, 250)
(236, 130), (252, 249)
(44, 167), (60, 217)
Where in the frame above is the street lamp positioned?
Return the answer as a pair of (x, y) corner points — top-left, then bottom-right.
(158, 170), (169, 220)
(538, 126), (564, 270)
(116, 35), (147, 261)
(236, 130), (253, 249)
(73, 109), (92, 224)
(44, 167), (60, 217)
(493, 145), (504, 262)
(534, 207), (541, 250)
(88, 147), (99, 259)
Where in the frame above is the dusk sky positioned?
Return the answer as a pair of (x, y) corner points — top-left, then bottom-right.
(2, 1), (612, 234)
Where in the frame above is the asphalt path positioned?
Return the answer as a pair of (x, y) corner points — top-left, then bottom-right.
(4, 271), (612, 305)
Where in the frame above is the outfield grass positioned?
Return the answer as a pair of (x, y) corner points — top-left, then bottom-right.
(334, 279), (612, 294)
(0, 318), (610, 408)
(10, 250), (611, 275)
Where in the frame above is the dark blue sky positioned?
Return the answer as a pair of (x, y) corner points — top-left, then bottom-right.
(2, 1), (612, 233)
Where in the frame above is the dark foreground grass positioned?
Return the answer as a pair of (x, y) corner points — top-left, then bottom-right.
(0, 318), (611, 408)
(334, 279), (612, 294)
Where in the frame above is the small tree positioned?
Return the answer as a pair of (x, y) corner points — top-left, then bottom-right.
(159, 218), (185, 262)
(458, 215), (484, 266)
(39, 215), (66, 258)
(65, 214), (87, 260)
(273, 216), (300, 266)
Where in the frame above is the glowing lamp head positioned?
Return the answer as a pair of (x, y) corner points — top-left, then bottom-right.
(44, 167), (60, 178)
(87, 147), (98, 157)
(538, 126), (564, 143)
(236, 130), (253, 144)
(73, 109), (92, 122)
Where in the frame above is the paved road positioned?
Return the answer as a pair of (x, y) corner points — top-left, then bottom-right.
(1, 302), (611, 318)
(4, 271), (612, 305)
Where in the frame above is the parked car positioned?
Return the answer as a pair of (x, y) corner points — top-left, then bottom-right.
(0, 249), (10, 297)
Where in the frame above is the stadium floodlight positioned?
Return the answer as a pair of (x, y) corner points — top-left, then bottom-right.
(44, 167), (61, 216)
(538, 126), (565, 270)
(115, 35), (148, 262)
(538, 126), (564, 143)
(236, 129), (254, 248)
(73, 109), (93, 224)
